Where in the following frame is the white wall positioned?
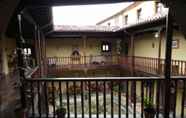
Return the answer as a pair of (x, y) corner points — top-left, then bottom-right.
(98, 1), (168, 27)
(46, 37), (119, 57)
(128, 30), (186, 61)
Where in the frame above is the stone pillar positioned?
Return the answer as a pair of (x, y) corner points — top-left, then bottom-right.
(1, 35), (9, 76)
(0, 35), (15, 118)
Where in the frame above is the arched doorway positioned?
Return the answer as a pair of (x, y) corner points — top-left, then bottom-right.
(71, 50), (81, 64)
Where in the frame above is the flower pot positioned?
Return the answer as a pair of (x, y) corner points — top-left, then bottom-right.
(56, 108), (66, 118)
(144, 108), (156, 118)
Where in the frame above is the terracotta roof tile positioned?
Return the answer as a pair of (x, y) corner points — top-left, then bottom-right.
(54, 25), (120, 32)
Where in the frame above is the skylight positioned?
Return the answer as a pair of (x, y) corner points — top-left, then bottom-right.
(52, 2), (133, 26)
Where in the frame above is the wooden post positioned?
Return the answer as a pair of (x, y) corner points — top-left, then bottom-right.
(41, 32), (47, 76)
(158, 29), (163, 74)
(83, 35), (87, 64)
(17, 14), (26, 109)
(164, 8), (173, 118)
(1, 35), (9, 76)
(34, 26), (39, 66)
(130, 34), (135, 103)
(130, 34), (135, 76)
(37, 29), (43, 77)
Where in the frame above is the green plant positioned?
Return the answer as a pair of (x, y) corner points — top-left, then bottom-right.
(143, 97), (156, 118)
(144, 97), (154, 109)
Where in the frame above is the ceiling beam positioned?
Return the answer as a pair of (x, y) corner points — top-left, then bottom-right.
(0, 0), (20, 35)
(22, 9), (37, 26)
(24, 0), (152, 7)
(46, 31), (122, 38)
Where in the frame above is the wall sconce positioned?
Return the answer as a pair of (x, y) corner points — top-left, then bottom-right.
(154, 32), (159, 38)
(154, 29), (162, 38)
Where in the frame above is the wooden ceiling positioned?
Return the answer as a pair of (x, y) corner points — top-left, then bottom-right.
(23, 0), (150, 7)
(8, 0), (184, 39)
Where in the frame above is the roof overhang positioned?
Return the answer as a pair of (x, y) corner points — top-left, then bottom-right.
(47, 31), (123, 38)
(122, 17), (167, 33)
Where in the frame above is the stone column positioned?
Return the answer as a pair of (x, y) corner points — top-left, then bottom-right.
(1, 35), (9, 76)
(0, 35), (15, 118)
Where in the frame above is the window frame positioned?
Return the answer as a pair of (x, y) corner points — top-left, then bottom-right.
(155, 2), (162, 13)
(137, 8), (142, 20)
(24, 48), (32, 55)
(124, 15), (128, 25)
(101, 41), (111, 52)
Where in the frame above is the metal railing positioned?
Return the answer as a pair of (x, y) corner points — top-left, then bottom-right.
(24, 77), (186, 118)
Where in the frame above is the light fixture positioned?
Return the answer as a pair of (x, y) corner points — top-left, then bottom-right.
(154, 32), (159, 38)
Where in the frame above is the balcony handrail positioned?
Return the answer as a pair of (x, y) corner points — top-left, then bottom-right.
(48, 55), (186, 62)
(47, 54), (120, 58)
(135, 56), (186, 62)
(23, 76), (186, 118)
(35, 55), (186, 77)
(25, 76), (186, 81)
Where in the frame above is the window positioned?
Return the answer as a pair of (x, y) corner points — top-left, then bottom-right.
(172, 39), (179, 49)
(137, 8), (142, 20)
(124, 15), (128, 25)
(114, 16), (119, 26)
(24, 48), (31, 55)
(101, 42), (111, 52)
(155, 2), (162, 13)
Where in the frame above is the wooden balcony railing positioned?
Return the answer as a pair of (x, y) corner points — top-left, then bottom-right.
(47, 55), (120, 66)
(22, 56), (186, 118)
(46, 55), (186, 77)
(47, 55), (121, 76)
(23, 77), (186, 118)
(134, 56), (186, 76)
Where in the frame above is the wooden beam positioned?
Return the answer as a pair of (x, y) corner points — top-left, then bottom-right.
(24, 0), (151, 7)
(130, 34), (135, 76)
(46, 31), (122, 38)
(21, 9), (37, 26)
(82, 35), (87, 56)
(164, 8), (173, 118)
(0, 0), (20, 34)
(158, 29), (163, 74)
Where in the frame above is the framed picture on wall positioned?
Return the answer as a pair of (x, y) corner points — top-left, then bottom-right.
(172, 39), (179, 49)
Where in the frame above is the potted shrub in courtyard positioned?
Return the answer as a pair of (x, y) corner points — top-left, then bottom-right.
(56, 107), (66, 118)
(144, 97), (156, 118)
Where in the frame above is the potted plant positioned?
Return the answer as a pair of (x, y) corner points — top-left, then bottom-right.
(144, 97), (156, 118)
(56, 107), (66, 118)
